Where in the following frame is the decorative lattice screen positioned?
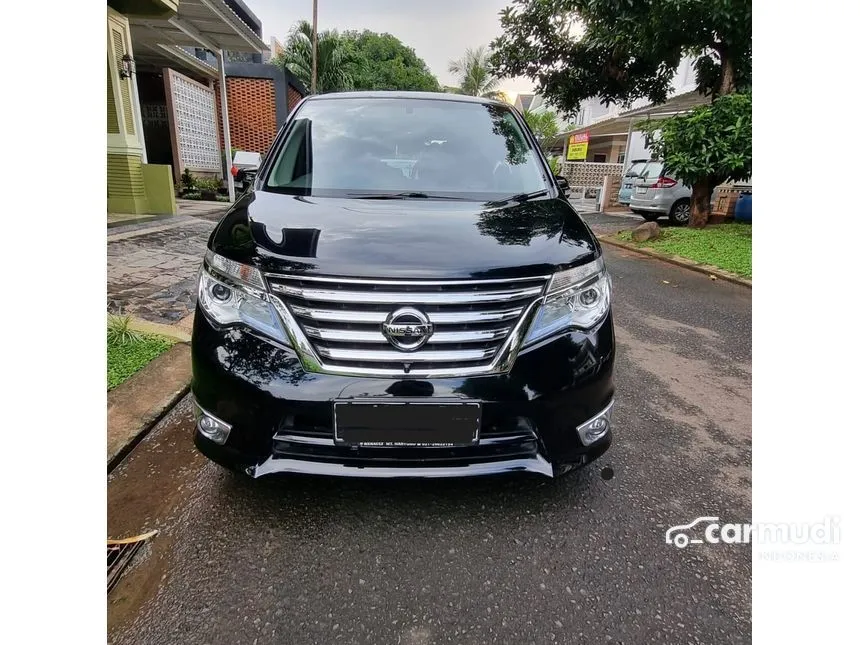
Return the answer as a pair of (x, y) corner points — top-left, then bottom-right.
(559, 161), (624, 186)
(165, 69), (221, 176)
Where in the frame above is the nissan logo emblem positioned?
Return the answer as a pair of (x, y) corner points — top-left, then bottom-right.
(381, 307), (434, 351)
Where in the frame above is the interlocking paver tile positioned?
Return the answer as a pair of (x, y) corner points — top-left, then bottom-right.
(107, 218), (216, 325)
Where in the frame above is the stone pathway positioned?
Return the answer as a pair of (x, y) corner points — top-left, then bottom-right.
(107, 203), (227, 326)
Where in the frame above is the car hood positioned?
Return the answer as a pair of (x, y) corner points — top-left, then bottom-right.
(209, 190), (600, 280)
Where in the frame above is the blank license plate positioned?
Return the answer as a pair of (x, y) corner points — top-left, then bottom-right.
(333, 401), (481, 447)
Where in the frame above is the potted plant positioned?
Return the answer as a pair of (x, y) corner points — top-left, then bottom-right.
(180, 168), (197, 197)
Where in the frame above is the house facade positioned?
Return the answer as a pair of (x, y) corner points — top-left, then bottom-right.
(106, 0), (303, 217)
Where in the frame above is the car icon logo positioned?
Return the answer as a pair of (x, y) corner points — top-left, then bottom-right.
(665, 516), (720, 548)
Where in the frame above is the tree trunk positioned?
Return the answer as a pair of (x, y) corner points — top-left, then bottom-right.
(718, 53), (735, 96)
(689, 179), (711, 228)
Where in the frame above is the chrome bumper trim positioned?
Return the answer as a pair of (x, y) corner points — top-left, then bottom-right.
(250, 454), (555, 479)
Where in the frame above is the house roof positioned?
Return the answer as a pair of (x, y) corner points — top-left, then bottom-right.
(556, 89), (709, 140)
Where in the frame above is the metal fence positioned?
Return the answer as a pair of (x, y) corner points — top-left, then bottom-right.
(567, 185), (603, 213)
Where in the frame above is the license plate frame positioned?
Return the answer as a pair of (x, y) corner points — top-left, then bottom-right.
(333, 400), (482, 448)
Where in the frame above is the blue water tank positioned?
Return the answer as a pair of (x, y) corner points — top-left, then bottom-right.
(735, 191), (752, 223)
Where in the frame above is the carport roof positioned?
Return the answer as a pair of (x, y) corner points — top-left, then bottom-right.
(129, 0), (268, 59)
(557, 89), (710, 140)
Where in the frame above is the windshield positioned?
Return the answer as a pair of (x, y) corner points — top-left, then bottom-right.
(264, 97), (549, 200)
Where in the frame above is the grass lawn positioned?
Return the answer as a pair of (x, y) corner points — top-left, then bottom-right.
(108, 333), (175, 391)
(616, 222), (752, 279)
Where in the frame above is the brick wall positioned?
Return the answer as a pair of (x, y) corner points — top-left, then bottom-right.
(287, 85), (303, 112)
(214, 77), (278, 154)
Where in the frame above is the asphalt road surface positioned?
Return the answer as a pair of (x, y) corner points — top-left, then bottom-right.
(108, 241), (752, 645)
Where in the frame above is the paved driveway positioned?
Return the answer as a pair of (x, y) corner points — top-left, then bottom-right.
(107, 206), (225, 324)
(107, 242), (752, 645)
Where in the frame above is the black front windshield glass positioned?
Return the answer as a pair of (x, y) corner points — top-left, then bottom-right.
(264, 97), (548, 200)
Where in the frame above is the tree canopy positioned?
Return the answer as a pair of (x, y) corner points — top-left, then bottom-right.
(271, 24), (440, 94)
(489, 0), (751, 117)
(639, 92), (751, 226)
(271, 20), (353, 93)
(341, 30), (440, 92)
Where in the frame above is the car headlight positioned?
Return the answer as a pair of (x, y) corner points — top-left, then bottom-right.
(198, 250), (290, 345)
(523, 257), (611, 345)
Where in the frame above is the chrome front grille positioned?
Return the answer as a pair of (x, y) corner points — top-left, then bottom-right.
(266, 274), (550, 377)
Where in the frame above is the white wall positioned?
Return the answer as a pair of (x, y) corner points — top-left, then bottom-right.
(625, 131), (653, 164)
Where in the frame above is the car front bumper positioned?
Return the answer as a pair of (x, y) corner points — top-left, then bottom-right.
(191, 307), (615, 479)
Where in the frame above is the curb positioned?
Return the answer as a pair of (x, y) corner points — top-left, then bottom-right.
(107, 343), (192, 473)
(598, 235), (752, 289)
(106, 314), (192, 343)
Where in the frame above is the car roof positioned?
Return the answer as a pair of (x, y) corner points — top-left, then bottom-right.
(302, 91), (510, 108)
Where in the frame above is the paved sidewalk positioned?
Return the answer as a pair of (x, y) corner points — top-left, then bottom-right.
(580, 210), (642, 236)
(107, 202), (227, 325)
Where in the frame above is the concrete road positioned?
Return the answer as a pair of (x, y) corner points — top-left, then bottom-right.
(108, 243), (751, 645)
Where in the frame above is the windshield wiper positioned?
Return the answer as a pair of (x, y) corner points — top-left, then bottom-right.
(484, 189), (550, 208)
(347, 192), (466, 200)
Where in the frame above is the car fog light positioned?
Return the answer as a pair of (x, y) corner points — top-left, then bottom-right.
(576, 401), (614, 446)
(194, 403), (232, 445)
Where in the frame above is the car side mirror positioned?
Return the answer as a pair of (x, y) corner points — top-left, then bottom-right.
(555, 175), (571, 198)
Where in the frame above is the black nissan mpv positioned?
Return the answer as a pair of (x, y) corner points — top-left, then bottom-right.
(191, 91), (615, 479)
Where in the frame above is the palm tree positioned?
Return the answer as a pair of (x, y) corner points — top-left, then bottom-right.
(272, 20), (352, 94)
(448, 46), (504, 99)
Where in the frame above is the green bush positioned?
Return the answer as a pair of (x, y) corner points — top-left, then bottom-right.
(196, 177), (223, 193)
(107, 314), (143, 345)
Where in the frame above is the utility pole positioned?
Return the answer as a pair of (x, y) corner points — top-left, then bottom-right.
(311, 0), (318, 94)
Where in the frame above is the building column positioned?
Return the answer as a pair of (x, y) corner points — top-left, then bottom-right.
(107, 8), (148, 214)
(217, 49), (235, 202)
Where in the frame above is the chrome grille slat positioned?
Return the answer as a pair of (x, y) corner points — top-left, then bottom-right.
(270, 284), (544, 304)
(316, 347), (497, 363)
(304, 326), (511, 344)
(290, 306), (525, 325)
(266, 273), (550, 377)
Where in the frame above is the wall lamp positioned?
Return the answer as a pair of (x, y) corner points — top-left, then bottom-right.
(119, 53), (136, 80)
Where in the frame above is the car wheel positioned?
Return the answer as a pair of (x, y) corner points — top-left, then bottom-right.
(640, 213), (659, 222)
(669, 199), (691, 226)
(673, 533), (690, 548)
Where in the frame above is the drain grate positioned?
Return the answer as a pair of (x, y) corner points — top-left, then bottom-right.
(107, 530), (157, 593)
